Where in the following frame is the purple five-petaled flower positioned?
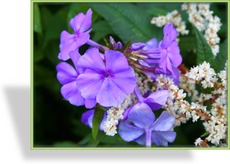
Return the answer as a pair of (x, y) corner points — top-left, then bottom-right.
(58, 8), (92, 61)
(119, 87), (175, 147)
(119, 106), (176, 147)
(76, 48), (136, 107)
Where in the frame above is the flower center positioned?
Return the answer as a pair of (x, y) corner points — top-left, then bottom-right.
(73, 32), (80, 40)
(103, 70), (113, 78)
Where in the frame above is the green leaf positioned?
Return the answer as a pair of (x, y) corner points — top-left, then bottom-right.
(92, 20), (114, 41)
(92, 105), (105, 140)
(41, 6), (68, 48)
(34, 46), (44, 63)
(33, 4), (42, 34)
(215, 39), (227, 72)
(68, 4), (90, 21)
(193, 25), (217, 71)
(137, 3), (181, 16)
(91, 3), (162, 43)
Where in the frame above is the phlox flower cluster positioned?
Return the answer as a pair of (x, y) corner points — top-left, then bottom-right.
(56, 8), (182, 147)
(55, 7), (227, 147)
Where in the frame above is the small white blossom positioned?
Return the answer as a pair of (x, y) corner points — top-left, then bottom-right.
(195, 137), (203, 146)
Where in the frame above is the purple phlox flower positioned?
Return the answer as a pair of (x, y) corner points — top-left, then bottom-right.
(137, 23), (181, 85)
(76, 48), (136, 107)
(58, 8), (92, 61)
(119, 105), (176, 147)
(81, 109), (107, 130)
(109, 36), (123, 50)
(158, 23), (182, 74)
(56, 50), (96, 108)
(123, 87), (169, 120)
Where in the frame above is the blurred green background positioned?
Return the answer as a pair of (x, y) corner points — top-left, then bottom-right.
(33, 2), (227, 147)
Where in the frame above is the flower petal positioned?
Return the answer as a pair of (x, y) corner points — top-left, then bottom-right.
(61, 81), (85, 106)
(85, 99), (97, 109)
(96, 78), (126, 107)
(70, 13), (85, 33)
(151, 111), (175, 131)
(58, 31), (77, 61)
(75, 32), (90, 48)
(151, 132), (168, 146)
(167, 41), (182, 67)
(81, 110), (94, 127)
(77, 48), (105, 72)
(128, 103), (155, 129)
(143, 38), (158, 50)
(56, 62), (77, 85)
(76, 72), (103, 99)
(160, 23), (178, 49)
(112, 69), (136, 94)
(69, 50), (81, 70)
(144, 90), (169, 110)
(79, 8), (92, 33)
(118, 121), (144, 142)
(154, 131), (176, 143)
(134, 134), (146, 146)
(105, 50), (130, 73)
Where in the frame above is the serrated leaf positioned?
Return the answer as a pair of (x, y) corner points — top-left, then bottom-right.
(33, 4), (42, 34)
(193, 25), (217, 71)
(92, 105), (105, 140)
(215, 39), (227, 72)
(91, 3), (162, 43)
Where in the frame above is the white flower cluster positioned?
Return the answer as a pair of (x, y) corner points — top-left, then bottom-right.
(179, 74), (198, 101)
(103, 95), (132, 136)
(182, 3), (222, 56)
(156, 74), (190, 126)
(156, 62), (227, 146)
(203, 66), (227, 146)
(136, 73), (155, 94)
(150, 10), (189, 35)
(185, 61), (217, 88)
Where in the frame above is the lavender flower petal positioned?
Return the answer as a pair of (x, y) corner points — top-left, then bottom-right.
(77, 48), (105, 72)
(151, 111), (175, 131)
(105, 50), (130, 72)
(167, 41), (182, 67)
(85, 99), (97, 109)
(76, 72), (104, 99)
(60, 81), (85, 106)
(128, 103), (155, 129)
(56, 62), (77, 85)
(151, 132), (169, 146)
(160, 23), (178, 49)
(143, 38), (158, 50)
(96, 78), (126, 107)
(144, 90), (169, 110)
(119, 121), (144, 142)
